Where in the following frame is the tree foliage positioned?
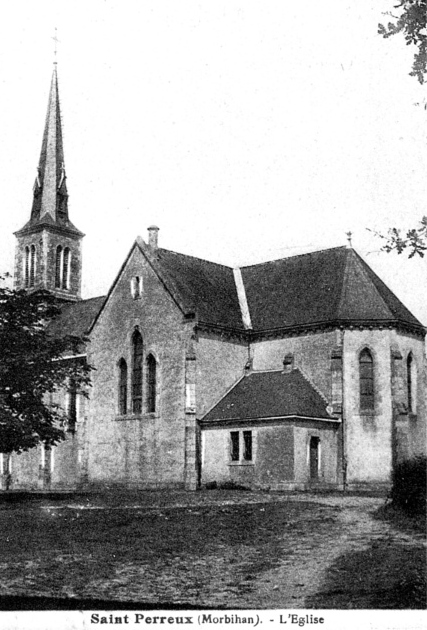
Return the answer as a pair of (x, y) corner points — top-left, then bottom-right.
(378, 0), (427, 84)
(375, 4), (426, 256)
(370, 216), (427, 257)
(0, 283), (92, 454)
(391, 456), (427, 515)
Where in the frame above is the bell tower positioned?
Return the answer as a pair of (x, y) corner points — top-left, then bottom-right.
(14, 64), (84, 301)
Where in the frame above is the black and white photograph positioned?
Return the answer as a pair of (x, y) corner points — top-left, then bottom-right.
(0, 1), (425, 628)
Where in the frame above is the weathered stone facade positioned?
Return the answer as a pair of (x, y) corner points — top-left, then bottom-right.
(2, 66), (426, 494)
(86, 245), (192, 488)
(14, 226), (82, 301)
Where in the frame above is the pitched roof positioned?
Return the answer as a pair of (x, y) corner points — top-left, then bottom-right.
(88, 239), (244, 333)
(155, 248), (243, 329)
(89, 238), (424, 338)
(201, 369), (333, 424)
(48, 295), (106, 339)
(240, 246), (423, 333)
(15, 65), (83, 237)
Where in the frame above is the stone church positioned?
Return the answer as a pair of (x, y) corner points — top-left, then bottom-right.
(2, 66), (426, 492)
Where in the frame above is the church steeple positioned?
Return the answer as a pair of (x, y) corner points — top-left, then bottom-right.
(14, 65), (83, 301)
(31, 64), (69, 224)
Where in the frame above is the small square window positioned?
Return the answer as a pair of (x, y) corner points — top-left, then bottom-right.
(229, 430), (253, 464)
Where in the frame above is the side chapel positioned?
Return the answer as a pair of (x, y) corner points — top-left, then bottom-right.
(2, 66), (426, 492)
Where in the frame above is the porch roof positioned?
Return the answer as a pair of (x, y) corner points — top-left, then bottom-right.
(201, 369), (335, 424)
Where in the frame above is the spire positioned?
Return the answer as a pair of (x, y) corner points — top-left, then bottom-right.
(14, 64), (84, 301)
(30, 64), (70, 225)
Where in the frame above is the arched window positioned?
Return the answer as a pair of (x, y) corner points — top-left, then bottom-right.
(55, 245), (63, 288)
(146, 354), (157, 413)
(359, 348), (374, 412)
(62, 248), (70, 290)
(131, 276), (142, 299)
(67, 378), (77, 433)
(29, 245), (36, 287)
(119, 359), (128, 415)
(407, 353), (417, 413)
(24, 247), (30, 288)
(54, 245), (71, 290)
(131, 331), (143, 413)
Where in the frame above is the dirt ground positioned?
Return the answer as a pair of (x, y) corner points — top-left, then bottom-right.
(0, 490), (425, 609)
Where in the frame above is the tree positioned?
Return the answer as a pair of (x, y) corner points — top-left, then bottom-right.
(378, 0), (427, 84)
(370, 216), (427, 258)
(0, 282), (92, 454)
(374, 4), (426, 255)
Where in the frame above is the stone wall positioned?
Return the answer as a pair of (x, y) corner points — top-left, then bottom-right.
(196, 331), (248, 417)
(86, 245), (189, 488)
(251, 330), (339, 400)
(14, 227), (82, 300)
(342, 329), (426, 486)
(202, 420), (338, 490)
(5, 388), (88, 490)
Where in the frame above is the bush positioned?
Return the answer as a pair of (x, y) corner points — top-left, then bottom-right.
(204, 480), (251, 491)
(218, 480), (251, 491)
(391, 456), (427, 515)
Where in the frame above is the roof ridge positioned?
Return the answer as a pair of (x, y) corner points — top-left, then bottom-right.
(201, 366), (333, 423)
(353, 250), (423, 327)
(233, 267), (252, 330)
(337, 248), (357, 318)
(239, 245), (347, 269)
(158, 247), (233, 270)
(294, 367), (329, 405)
(341, 249), (395, 321)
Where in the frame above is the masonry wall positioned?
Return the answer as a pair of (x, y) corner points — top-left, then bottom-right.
(4, 389), (88, 491)
(196, 331), (248, 417)
(251, 330), (340, 399)
(86, 246), (189, 489)
(5, 448), (40, 491)
(342, 329), (426, 486)
(14, 228), (82, 300)
(293, 422), (339, 486)
(394, 331), (426, 460)
(202, 420), (338, 490)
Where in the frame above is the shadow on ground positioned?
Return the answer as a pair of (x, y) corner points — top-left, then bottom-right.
(306, 508), (426, 609)
(1, 492), (423, 609)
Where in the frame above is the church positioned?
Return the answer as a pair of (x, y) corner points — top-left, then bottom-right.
(2, 65), (426, 492)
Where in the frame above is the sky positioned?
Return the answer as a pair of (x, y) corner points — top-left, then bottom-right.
(0, 1), (426, 322)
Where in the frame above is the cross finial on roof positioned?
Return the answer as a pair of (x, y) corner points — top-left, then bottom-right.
(52, 27), (59, 62)
(346, 231), (353, 248)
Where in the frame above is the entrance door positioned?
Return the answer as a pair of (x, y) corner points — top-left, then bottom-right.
(309, 437), (320, 480)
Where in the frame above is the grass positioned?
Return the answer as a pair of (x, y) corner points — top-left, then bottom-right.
(0, 492), (424, 609)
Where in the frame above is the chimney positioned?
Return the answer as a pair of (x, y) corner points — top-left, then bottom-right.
(283, 353), (294, 373)
(148, 225), (159, 250)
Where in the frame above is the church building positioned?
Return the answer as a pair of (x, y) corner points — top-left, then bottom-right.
(2, 66), (426, 492)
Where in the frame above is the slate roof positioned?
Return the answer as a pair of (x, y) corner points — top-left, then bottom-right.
(15, 214), (84, 237)
(240, 246), (423, 333)
(48, 295), (106, 339)
(146, 245), (423, 334)
(201, 369), (333, 424)
(58, 243), (424, 341)
(155, 248), (243, 329)
(15, 66), (83, 237)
